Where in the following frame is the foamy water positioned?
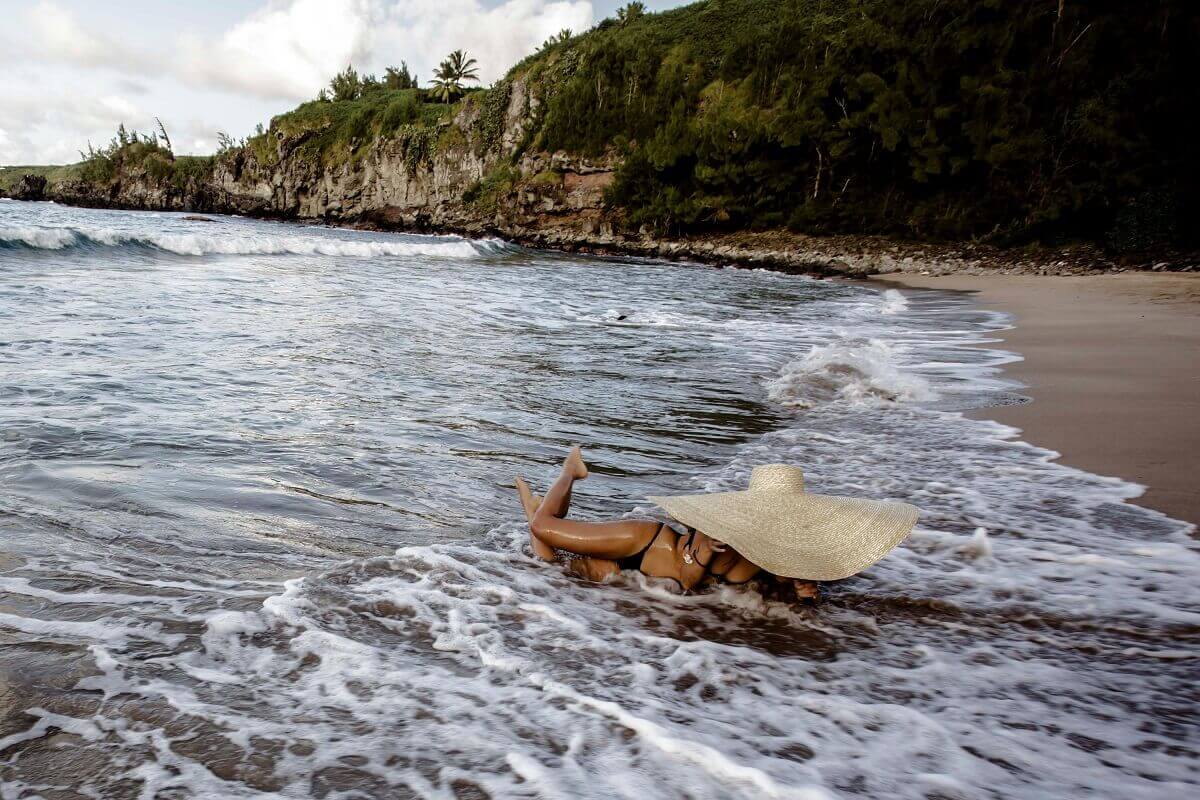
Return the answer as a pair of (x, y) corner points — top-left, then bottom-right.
(0, 201), (1196, 798)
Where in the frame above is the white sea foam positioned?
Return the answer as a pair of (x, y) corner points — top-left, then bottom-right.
(0, 203), (1195, 798)
(879, 288), (909, 315)
(0, 225), (78, 248)
(0, 224), (500, 258)
(767, 338), (938, 407)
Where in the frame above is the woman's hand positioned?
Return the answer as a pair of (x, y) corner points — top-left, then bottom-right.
(793, 580), (819, 601)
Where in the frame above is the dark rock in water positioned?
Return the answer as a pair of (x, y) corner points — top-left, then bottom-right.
(10, 174), (47, 201)
(616, 314), (628, 321)
(181, 215), (219, 223)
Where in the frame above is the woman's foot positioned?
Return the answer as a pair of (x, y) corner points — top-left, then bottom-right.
(565, 446), (589, 480)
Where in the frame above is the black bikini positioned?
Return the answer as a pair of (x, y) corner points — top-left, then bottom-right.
(615, 524), (712, 574)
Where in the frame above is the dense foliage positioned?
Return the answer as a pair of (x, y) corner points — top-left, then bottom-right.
(519, 0), (1196, 247)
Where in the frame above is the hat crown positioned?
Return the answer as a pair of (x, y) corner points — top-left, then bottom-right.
(749, 464), (805, 493)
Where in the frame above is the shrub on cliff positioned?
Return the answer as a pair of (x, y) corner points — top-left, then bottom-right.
(268, 89), (448, 165)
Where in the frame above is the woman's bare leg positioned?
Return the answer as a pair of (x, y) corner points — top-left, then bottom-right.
(521, 447), (660, 561)
(516, 478), (557, 561)
(538, 445), (588, 518)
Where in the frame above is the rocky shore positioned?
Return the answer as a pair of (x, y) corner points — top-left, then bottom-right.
(393, 222), (1198, 277)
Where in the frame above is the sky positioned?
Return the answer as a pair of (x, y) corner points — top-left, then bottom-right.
(0, 0), (689, 166)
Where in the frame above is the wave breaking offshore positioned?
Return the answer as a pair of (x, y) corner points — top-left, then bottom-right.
(0, 224), (514, 258)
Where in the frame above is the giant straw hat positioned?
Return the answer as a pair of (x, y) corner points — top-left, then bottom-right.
(649, 465), (918, 581)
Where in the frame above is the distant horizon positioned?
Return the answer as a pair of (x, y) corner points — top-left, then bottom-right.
(0, 0), (691, 166)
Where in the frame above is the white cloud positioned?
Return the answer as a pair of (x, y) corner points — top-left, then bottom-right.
(0, 0), (603, 164)
(178, 0), (379, 101)
(173, 0), (595, 101)
(376, 0), (594, 85)
(24, 0), (155, 71)
(0, 76), (159, 164)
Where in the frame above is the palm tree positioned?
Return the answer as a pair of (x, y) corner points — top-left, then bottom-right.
(431, 50), (479, 103)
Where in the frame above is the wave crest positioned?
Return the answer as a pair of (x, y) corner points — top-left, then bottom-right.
(0, 225), (507, 259)
(766, 339), (937, 408)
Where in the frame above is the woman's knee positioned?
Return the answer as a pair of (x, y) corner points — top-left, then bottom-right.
(529, 512), (555, 541)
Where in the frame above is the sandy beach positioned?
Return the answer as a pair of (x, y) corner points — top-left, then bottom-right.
(878, 272), (1200, 526)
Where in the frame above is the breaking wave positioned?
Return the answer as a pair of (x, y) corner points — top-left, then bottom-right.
(878, 288), (909, 315)
(766, 338), (938, 408)
(0, 224), (510, 258)
(2, 200), (1196, 798)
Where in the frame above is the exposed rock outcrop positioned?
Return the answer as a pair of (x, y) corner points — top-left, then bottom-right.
(9, 174), (47, 201)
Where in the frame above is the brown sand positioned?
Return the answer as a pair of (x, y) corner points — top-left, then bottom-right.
(874, 272), (1200, 526)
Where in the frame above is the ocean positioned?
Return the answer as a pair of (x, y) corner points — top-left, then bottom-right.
(0, 199), (1196, 798)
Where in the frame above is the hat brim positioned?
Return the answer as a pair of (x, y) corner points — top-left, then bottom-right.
(648, 489), (918, 581)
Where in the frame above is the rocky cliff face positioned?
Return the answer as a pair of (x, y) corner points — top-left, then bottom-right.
(34, 74), (624, 254)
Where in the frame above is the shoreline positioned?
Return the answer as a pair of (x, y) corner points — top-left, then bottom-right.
(877, 272), (1200, 527)
(5, 196), (1197, 278)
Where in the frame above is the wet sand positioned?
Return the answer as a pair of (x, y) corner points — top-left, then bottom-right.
(876, 272), (1200, 526)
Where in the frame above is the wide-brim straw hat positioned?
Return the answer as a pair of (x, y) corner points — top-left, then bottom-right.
(649, 465), (918, 581)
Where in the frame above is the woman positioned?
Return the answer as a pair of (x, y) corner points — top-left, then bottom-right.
(516, 447), (918, 598)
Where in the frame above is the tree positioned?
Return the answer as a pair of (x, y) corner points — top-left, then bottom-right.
(155, 117), (173, 155)
(384, 63), (418, 90)
(430, 50), (479, 103)
(216, 131), (242, 154)
(616, 2), (645, 26)
(327, 65), (363, 102)
(360, 72), (382, 93)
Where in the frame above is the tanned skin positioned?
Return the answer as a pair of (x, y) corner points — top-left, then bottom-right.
(517, 447), (819, 599)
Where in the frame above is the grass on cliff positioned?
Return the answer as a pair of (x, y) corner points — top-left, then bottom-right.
(0, 164), (82, 191)
(510, 0), (1197, 250)
(262, 89), (464, 167)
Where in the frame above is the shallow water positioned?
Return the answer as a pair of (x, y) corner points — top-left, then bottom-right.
(0, 201), (1196, 798)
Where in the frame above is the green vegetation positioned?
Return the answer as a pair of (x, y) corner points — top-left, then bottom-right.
(0, 163), (82, 192)
(251, 56), (481, 167)
(463, 164), (520, 213)
(617, 2), (646, 26)
(70, 123), (215, 189)
(265, 89), (449, 166)
(512, 0), (1195, 248)
(473, 78), (513, 154)
(318, 62), (417, 102)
